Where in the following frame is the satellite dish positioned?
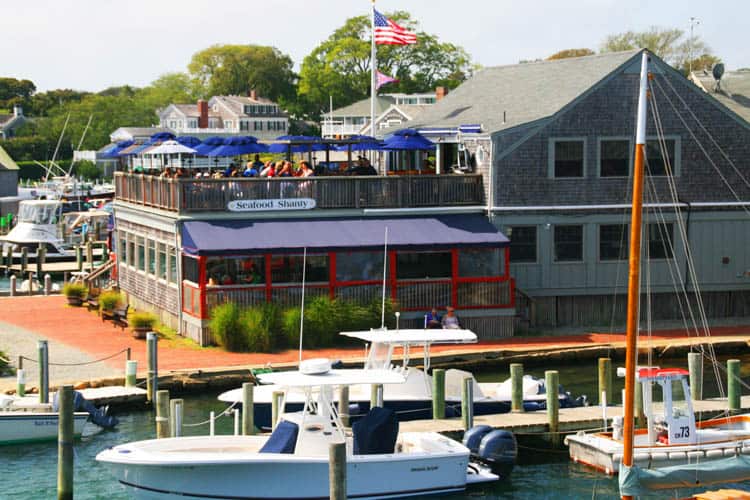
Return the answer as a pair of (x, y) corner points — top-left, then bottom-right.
(712, 63), (725, 81)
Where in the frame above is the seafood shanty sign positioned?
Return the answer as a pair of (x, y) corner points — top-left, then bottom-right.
(227, 198), (317, 212)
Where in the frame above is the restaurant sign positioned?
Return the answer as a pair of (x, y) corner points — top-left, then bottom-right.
(227, 198), (317, 212)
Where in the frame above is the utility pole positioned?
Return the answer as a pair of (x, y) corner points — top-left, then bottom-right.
(688, 17), (700, 75)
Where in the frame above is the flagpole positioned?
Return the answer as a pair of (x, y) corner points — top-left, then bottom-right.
(370, 0), (376, 142)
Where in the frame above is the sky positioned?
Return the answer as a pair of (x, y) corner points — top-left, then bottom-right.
(2, 0), (747, 93)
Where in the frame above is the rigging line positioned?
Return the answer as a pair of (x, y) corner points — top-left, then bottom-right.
(656, 72), (750, 192)
(651, 77), (750, 219)
(647, 93), (725, 395)
(48, 113), (71, 182)
(66, 114), (94, 177)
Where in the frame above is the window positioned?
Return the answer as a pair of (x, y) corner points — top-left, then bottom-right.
(336, 251), (384, 282)
(599, 224), (628, 261)
(509, 226), (537, 263)
(646, 139), (676, 176)
(119, 235), (127, 264)
(254, 121), (262, 131)
(147, 240), (156, 276)
(458, 248), (502, 277)
(552, 139), (585, 177)
(600, 139), (630, 177)
(240, 121), (249, 131)
(206, 256), (265, 286)
(554, 225), (583, 262)
(270, 254), (328, 283)
(169, 248), (177, 283)
(396, 252), (452, 279)
(647, 223), (674, 259)
(127, 237), (135, 267)
(182, 255), (199, 283)
(158, 243), (167, 281)
(136, 237), (145, 271)
(225, 120), (233, 129)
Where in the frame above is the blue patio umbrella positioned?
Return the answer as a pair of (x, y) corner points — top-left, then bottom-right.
(268, 135), (329, 153)
(193, 136), (225, 156)
(334, 135), (383, 152)
(176, 136), (202, 147)
(208, 136), (269, 156)
(380, 128), (435, 151)
(101, 140), (134, 158)
(149, 131), (176, 142)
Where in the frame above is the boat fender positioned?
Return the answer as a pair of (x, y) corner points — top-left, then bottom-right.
(477, 429), (517, 477)
(462, 425), (493, 454)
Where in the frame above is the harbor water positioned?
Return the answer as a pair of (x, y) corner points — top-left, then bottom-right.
(3, 356), (750, 499)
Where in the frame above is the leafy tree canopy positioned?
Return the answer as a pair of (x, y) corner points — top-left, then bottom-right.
(187, 44), (296, 104)
(600, 26), (720, 74)
(0, 77), (36, 102)
(547, 48), (595, 60)
(297, 12), (474, 119)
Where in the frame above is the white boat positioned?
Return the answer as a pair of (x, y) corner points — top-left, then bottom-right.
(565, 51), (750, 496)
(97, 366), (499, 499)
(0, 199), (69, 256)
(219, 328), (583, 428)
(0, 395), (88, 446)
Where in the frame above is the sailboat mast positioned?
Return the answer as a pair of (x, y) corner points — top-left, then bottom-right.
(621, 50), (650, 499)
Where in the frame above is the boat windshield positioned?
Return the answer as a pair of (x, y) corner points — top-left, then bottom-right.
(18, 204), (59, 225)
(364, 342), (392, 370)
(671, 379), (689, 417)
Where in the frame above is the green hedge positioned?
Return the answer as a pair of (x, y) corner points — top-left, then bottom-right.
(0, 350), (12, 376)
(210, 297), (398, 353)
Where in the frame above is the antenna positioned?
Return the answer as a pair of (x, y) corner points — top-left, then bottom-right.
(298, 247), (307, 364)
(380, 227), (388, 329)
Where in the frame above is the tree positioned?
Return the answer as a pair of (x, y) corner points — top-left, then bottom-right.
(187, 45), (296, 103)
(137, 72), (200, 109)
(0, 77), (36, 103)
(600, 26), (720, 75)
(547, 48), (595, 60)
(297, 12), (474, 120)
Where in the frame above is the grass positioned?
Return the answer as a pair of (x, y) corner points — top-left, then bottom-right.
(153, 324), (202, 350)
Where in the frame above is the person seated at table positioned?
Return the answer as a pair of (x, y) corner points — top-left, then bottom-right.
(174, 168), (188, 178)
(220, 274), (235, 285)
(441, 307), (461, 329)
(251, 154), (264, 170)
(296, 160), (314, 177)
(243, 163), (259, 177)
(223, 162), (237, 177)
(277, 160), (293, 177)
(212, 169), (223, 179)
(425, 307), (442, 329)
(160, 167), (173, 178)
(260, 161), (277, 177)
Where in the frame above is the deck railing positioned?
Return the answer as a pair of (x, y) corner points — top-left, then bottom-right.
(114, 172), (484, 213)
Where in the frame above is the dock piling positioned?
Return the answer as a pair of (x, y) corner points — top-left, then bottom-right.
(545, 370), (560, 448)
(38, 340), (49, 404)
(75, 246), (83, 272)
(17, 368), (25, 397)
(370, 384), (383, 409)
(271, 391), (284, 430)
(329, 441), (347, 500)
(20, 247), (28, 274)
(37, 246), (46, 278)
(43, 274), (51, 296)
(234, 409), (240, 436)
(241, 382), (254, 435)
(510, 363), (524, 412)
(432, 369), (445, 420)
(146, 332), (158, 403)
(635, 378), (645, 427)
(461, 376), (474, 430)
(598, 358), (612, 406)
(85, 241), (93, 272)
(209, 411), (215, 436)
(9, 275), (15, 297)
(728, 359), (741, 413)
(155, 390), (170, 438)
(57, 385), (74, 500)
(688, 352), (703, 401)
(125, 360), (137, 387)
(338, 386), (350, 427)
(170, 399), (184, 437)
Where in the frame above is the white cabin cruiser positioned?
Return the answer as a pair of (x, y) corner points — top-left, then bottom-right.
(0, 394), (87, 446)
(219, 328), (583, 428)
(0, 199), (68, 256)
(97, 366), (499, 499)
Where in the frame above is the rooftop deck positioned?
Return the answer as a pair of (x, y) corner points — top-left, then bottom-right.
(114, 172), (485, 213)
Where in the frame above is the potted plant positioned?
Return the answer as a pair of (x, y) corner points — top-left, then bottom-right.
(62, 282), (88, 306)
(129, 311), (157, 339)
(99, 290), (123, 319)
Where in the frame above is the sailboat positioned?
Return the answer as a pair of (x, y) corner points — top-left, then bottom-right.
(565, 51), (750, 497)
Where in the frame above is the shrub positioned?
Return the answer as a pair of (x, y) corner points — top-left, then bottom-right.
(130, 311), (157, 329)
(99, 290), (123, 312)
(209, 302), (247, 352)
(241, 307), (272, 352)
(281, 307), (303, 349)
(62, 282), (88, 300)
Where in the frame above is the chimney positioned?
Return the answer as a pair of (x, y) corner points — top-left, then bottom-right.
(249, 89), (258, 101)
(435, 87), (447, 101)
(197, 99), (208, 129)
(13, 105), (23, 117)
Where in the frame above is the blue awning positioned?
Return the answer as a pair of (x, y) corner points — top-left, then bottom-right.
(181, 215), (508, 256)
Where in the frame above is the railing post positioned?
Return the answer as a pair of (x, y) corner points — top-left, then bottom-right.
(170, 398), (184, 437)
(125, 360), (137, 387)
(38, 340), (49, 404)
(155, 390), (170, 438)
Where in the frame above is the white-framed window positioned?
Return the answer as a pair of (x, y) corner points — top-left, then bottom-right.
(225, 120), (233, 129)
(254, 121), (262, 131)
(549, 138), (586, 178)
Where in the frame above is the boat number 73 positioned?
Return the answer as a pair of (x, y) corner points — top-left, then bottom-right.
(674, 426), (690, 438)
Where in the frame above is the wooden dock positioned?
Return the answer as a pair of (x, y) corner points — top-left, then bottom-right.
(400, 395), (750, 437)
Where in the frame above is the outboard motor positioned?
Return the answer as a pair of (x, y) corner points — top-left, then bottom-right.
(462, 425), (493, 454)
(477, 429), (517, 478)
(53, 390), (118, 429)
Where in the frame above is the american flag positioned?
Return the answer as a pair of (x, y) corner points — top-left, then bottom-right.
(373, 9), (417, 45)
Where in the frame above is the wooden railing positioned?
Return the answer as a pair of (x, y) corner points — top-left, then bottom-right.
(114, 172), (484, 213)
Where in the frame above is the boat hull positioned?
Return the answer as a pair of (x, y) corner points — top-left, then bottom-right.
(0, 412), (88, 445)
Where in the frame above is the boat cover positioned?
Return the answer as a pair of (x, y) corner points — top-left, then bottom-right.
(259, 420), (299, 454)
(353, 407), (399, 455)
(619, 455), (750, 496)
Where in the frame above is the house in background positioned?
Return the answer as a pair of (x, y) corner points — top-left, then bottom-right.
(158, 91), (289, 140)
(321, 90), (441, 138)
(689, 68), (750, 123)
(0, 106), (27, 139)
(388, 50), (750, 330)
(109, 127), (175, 143)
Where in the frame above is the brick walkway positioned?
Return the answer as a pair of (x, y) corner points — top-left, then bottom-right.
(0, 296), (748, 384)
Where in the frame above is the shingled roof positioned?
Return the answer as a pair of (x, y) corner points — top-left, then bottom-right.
(690, 69), (750, 123)
(323, 96), (395, 118)
(399, 49), (641, 135)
